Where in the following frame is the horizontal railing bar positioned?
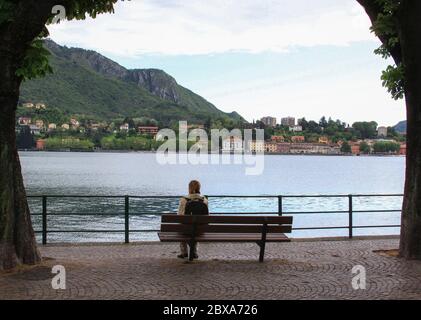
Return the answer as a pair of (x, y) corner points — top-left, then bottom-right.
(28, 195), (126, 198)
(282, 211), (348, 215)
(38, 213), (125, 216)
(40, 230), (128, 233)
(352, 210), (401, 213)
(353, 225), (401, 229)
(351, 194), (403, 197)
(27, 194), (404, 199)
(126, 230), (159, 233)
(292, 226), (349, 230)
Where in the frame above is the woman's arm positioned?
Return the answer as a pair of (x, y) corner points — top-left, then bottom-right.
(177, 198), (186, 215)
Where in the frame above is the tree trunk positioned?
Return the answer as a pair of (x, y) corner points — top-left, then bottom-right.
(0, 0), (69, 270)
(0, 56), (41, 270)
(398, 0), (421, 259)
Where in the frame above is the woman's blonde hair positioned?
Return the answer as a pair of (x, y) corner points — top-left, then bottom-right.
(188, 180), (201, 194)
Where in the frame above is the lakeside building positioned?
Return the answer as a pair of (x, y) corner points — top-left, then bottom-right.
(35, 103), (46, 110)
(277, 142), (291, 154)
(249, 141), (342, 155)
(289, 125), (303, 132)
(90, 123), (101, 131)
(265, 142), (278, 153)
(18, 116), (31, 125)
(377, 126), (388, 137)
(290, 143), (341, 155)
(400, 143), (407, 155)
(138, 126), (159, 135)
(22, 102), (34, 109)
(36, 139), (46, 150)
(222, 137), (244, 153)
(271, 135), (285, 143)
(119, 123), (129, 132)
(350, 142), (360, 155)
(70, 118), (80, 128)
(291, 136), (305, 143)
(48, 123), (57, 130)
(61, 124), (70, 130)
(248, 140), (265, 153)
(35, 120), (44, 128)
(281, 117), (295, 127)
(189, 124), (205, 130)
(179, 123), (205, 131)
(29, 124), (41, 135)
(318, 136), (329, 144)
(261, 116), (277, 128)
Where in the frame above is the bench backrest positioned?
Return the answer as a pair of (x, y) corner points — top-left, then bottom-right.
(160, 215), (293, 234)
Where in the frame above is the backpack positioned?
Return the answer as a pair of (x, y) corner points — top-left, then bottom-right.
(184, 197), (209, 216)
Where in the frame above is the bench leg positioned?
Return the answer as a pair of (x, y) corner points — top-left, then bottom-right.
(258, 241), (266, 263)
(188, 241), (195, 261)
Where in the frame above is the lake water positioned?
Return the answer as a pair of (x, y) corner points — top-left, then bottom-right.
(20, 151), (405, 242)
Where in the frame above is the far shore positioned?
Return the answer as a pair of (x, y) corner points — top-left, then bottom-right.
(18, 149), (405, 157)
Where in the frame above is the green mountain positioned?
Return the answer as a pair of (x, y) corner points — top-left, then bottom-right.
(394, 120), (407, 134)
(19, 40), (245, 125)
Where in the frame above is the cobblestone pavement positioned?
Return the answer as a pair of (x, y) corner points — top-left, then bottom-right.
(0, 238), (420, 300)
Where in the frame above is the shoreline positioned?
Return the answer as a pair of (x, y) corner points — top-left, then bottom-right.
(18, 149), (405, 157)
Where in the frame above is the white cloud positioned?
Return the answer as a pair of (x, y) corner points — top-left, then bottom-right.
(204, 63), (405, 126)
(49, 0), (375, 56)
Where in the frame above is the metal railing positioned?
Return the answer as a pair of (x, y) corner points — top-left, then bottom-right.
(27, 194), (403, 244)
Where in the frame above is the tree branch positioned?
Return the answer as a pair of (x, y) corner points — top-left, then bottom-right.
(356, 0), (403, 65)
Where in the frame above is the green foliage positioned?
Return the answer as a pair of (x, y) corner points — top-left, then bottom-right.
(44, 137), (94, 150)
(9, 0), (119, 80)
(372, 141), (400, 153)
(16, 104), (68, 125)
(101, 135), (160, 151)
(381, 65), (405, 100)
(371, 0), (404, 100)
(16, 39), (53, 80)
(340, 141), (352, 154)
(360, 141), (371, 154)
(58, 0), (118, 22)
(352, 121), (378, 139)
(0, 0), (14, 25)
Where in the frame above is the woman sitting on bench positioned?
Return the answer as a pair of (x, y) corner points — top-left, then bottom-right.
(177, 180), (209, 260)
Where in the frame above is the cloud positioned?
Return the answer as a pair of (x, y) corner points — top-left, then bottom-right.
(48, 0), (375, 56)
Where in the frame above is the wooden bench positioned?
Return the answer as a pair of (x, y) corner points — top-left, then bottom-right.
(158, 215), (293, 262)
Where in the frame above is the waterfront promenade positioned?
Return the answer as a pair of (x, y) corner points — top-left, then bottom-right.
(0, 237), (420, 300)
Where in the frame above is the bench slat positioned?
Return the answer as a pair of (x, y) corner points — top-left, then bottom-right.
(161, 215), (293, 225)
(160, 224), (292, 234)
(158, 232), (291, 242)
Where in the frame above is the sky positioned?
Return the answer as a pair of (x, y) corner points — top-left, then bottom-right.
(48, 0), (406, 127)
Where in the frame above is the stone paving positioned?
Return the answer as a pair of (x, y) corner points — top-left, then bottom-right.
(0, 238), (420, 300)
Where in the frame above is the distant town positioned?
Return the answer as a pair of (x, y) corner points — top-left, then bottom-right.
(16, 102), (406, 156)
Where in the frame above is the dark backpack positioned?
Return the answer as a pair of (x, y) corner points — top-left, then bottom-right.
(184, 197), (209, 216)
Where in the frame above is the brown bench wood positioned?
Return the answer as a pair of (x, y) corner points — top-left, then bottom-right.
(158, 215), (293, 262)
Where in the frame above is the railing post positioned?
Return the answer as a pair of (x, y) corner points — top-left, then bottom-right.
(348, 194), (353, 239)
(278, 195), (283, 216)
(42, 195), (47, 245)
(125, 195), (129, 243)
